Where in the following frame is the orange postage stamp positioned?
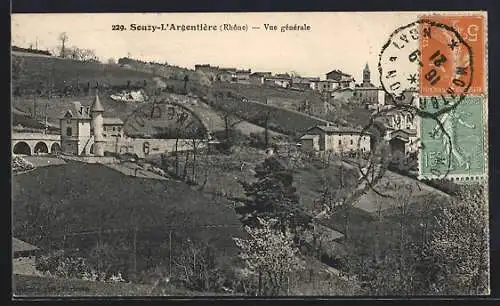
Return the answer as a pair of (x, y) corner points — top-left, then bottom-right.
(419, 14), (486, 96)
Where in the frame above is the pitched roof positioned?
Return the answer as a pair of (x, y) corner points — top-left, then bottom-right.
(236, 69), (251, 73)
(390, 128), (417, 136)
(308, 125), (371, 135)
(219, 67), (237, 73)
(326, 69), (352, 77)
(103, 117), (124, 125)
(62, 102), (91, 119)
(300, 134), (319, 140)
(356, 84), (381, 89)
(251, 72), (272, 77)
(91, 89), (105, 112)
(13, 238), (39, 253)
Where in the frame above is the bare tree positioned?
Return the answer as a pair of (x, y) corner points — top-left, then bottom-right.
(58, 32), (68, 58)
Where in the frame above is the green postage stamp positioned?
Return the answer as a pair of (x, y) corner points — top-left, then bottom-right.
(418, 95), (487, 181)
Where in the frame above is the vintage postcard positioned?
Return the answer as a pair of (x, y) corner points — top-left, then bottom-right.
(11, 11), (488, 297)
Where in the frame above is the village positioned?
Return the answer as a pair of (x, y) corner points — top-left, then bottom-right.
(11, 12), (488, 298)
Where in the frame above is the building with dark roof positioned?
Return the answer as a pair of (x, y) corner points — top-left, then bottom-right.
(300, 124), (371, 153)
(60, 90), (125, 156)
(12, 238), (39, 258)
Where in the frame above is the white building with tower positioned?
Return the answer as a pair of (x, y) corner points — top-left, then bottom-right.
(60, 89), (120, 157)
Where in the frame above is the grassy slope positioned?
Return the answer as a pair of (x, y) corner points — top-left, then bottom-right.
(213, 83), (324, 106)
(12, 54), (159, 94)
(12, 55), (270, 135)
(211, 99), (327, 136)
(212, 83), (373, 132)
(12, 161), (243, 259)
(12, 54), (160, 125)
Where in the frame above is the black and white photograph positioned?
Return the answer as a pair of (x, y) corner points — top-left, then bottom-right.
(11, 11), (489, 297)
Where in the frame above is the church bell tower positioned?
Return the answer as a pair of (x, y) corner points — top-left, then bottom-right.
(362, 63), (371, 86)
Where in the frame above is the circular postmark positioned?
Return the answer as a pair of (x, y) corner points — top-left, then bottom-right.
(378, 19), (474, 117)
(356, 18), (477, 190)
(123, 97), (208, 140)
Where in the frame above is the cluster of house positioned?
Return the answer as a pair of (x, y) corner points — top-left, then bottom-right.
(299, 90), (419, 157)
(195, 63), (388, 107)
(57, 68), (417, 160)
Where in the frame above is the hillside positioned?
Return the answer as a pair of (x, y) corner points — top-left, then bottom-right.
(11, 53), (370, 140)
(11, 54), (271, 136)
(12, 161), (244, 278)
(213, 83), (325, 111)
(12, 54), (162, 97)
(211, 83), (372, 132)
(208, 98), (329, 136)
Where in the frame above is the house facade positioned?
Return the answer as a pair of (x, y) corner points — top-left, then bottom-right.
(250, 72), (272, 85)
(353, 87), (386, 105)
(300, 125), (371, 153)
(103, 118), (124, 139)
(264, 76), (291, 88)
(326, 69), (355, 89)
(217, 68), (236, 82)
(235, 69), (251, 84)
(312, 80), (340, 93)
(382, 105), (420, 154)
(299, 134), (320, 151)
(13, 237), (41, 276)
(60, 102), (93, 155)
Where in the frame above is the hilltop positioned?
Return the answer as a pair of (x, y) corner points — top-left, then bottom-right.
(12, 53), (163, 97)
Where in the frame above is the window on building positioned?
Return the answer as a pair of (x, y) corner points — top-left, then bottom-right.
(66, 127), (72, 136)
(67, 120), (71, 124)
(103, 134), (107, 137)
(338, 139), (342, 145)
(113, 126), (116, 131)
(118, 127), (121, 132)
(350, 139), (353, 145)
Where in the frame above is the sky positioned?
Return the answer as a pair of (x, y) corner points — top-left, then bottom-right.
(12, 12), (422, 85)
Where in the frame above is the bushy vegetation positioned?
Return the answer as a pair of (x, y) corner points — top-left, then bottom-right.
(12, 156), (35, 174)
(13, 45), (52, 56)
(325, 183), (488, 295)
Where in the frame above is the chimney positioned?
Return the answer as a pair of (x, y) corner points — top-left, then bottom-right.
(326, 122), (330, 127)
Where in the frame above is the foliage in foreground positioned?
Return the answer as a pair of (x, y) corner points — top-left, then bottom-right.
(342, 184), (489, 296)
(233, 217), (304, 296)
(237, 156), (312, 234)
